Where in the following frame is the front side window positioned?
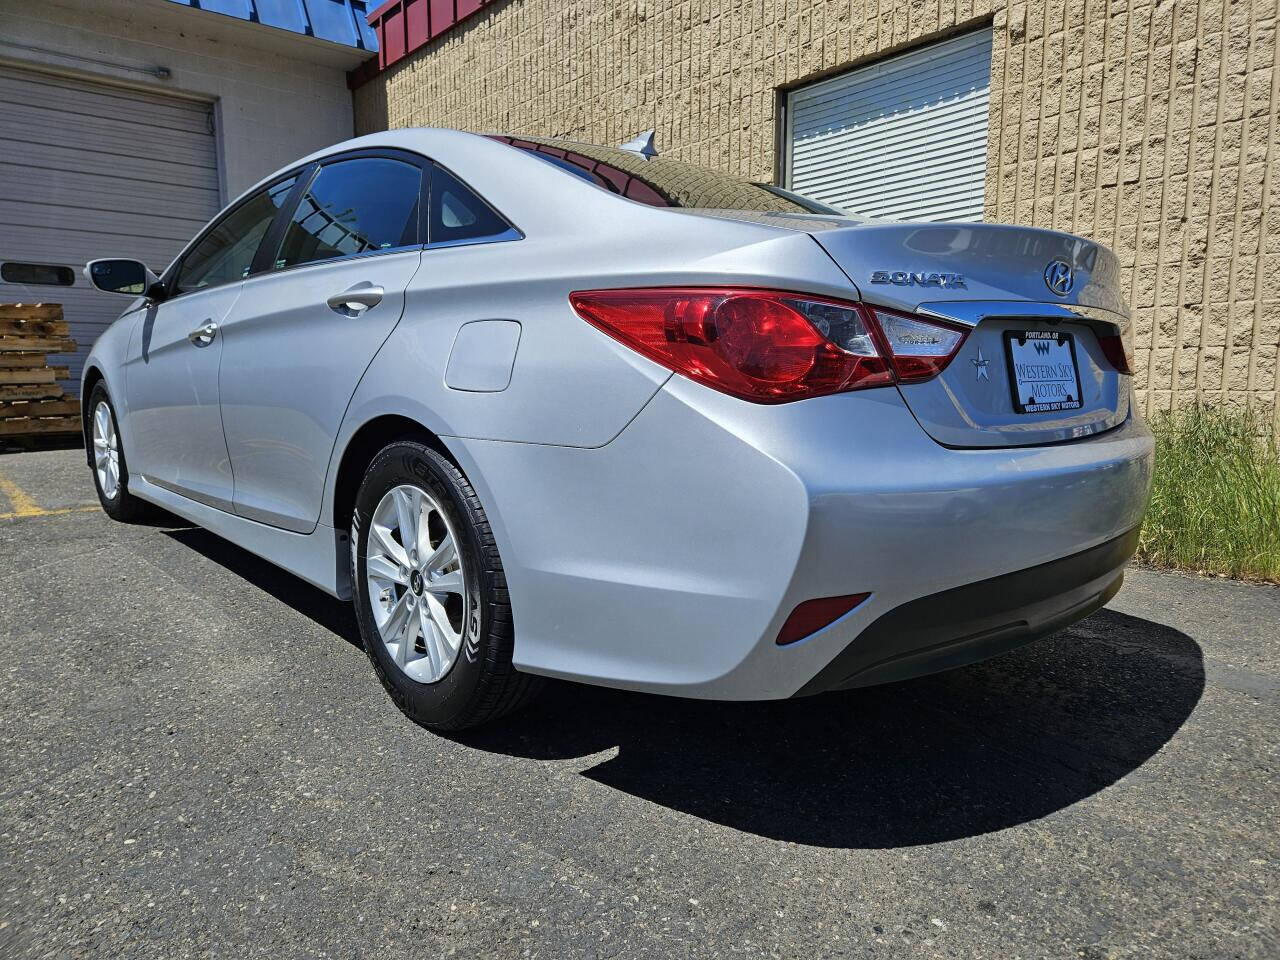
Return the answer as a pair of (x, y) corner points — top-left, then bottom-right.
(175, 176), (297, 294)
(429, 165), (514, 245)
(273, 158), (421, 269)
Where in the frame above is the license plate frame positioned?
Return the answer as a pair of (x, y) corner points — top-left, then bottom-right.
(1004, 330), (1084, 414)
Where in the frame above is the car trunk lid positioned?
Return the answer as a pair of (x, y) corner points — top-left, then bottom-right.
(810, 221), (1133, 448)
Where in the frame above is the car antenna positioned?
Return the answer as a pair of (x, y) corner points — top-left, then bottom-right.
(619, 129), (658, 160)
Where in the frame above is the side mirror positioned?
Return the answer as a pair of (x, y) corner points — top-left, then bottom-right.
(84, 259), (165, 301)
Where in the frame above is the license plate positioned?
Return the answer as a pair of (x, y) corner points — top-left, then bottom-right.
(1004, 330), (1083, 414)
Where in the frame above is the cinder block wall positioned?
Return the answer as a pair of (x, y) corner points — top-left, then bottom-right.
(354, 0), (1279, 426)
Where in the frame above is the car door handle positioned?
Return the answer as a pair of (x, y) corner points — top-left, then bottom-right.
(326, 283), (384, 316)
(188, 321), (218, 347)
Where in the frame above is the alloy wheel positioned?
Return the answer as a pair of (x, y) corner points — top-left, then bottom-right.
(366, 483), (469, 683)
(92, 401), (121, 500)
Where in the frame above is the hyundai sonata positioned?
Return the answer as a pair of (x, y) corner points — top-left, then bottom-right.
(81, 128), (1153, 730)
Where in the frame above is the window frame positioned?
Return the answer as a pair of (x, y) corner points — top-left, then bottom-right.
(160, 147), (524, 303)
(253, 148), (431, 276)
(423, 159), (523, 250)
(160, 168), (309, 303)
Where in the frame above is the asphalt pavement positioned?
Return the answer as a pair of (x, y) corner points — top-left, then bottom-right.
(0, 448), (1276, 959)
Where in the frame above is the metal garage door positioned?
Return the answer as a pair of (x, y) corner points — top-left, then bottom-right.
(786, 29), (993, 222)
(0, 65), (220, 387)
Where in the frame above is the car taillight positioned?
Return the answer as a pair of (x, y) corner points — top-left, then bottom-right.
(1098, 333), (1135, 375)
(863, 307), (968, 383)
(568, 288), (967, 403)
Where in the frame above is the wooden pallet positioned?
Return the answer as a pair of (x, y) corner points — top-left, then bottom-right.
(0, 383), (64, 402)
(0, 399), (81, 436)
(0, 303), (80, 438)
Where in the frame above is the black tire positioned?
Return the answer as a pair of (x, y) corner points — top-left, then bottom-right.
(86, 383), (152, 523)
(351, 441), (542, 730)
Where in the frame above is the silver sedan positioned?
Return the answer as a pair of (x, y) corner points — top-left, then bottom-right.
(81, 128), (1153, 730)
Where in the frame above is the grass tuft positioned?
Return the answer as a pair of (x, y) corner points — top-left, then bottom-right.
(1137, 404), (1280, 583)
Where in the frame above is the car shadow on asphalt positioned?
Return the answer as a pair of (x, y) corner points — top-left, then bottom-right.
(162, 526), (363, 650)
(454, 609), (1204, 849)
(156, 522), (1204, 849)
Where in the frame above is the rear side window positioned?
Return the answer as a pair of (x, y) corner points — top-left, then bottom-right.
(429, 165), (514, 246)
(491, 134), (845, 214)
(526, 152), (613, 190)
(273, 158), (421, 269)
(175, 175), (297, 294)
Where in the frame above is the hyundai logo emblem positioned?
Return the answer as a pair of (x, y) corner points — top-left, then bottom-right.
(1044, 260), (1074, 296)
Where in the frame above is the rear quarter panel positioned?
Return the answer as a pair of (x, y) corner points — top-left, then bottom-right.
(324, 213), (861, 523)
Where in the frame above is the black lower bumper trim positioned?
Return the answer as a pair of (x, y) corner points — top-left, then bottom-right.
(795, 527), (1141, 697)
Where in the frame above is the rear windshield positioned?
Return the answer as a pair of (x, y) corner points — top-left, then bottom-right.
(489, 135), (847, 216)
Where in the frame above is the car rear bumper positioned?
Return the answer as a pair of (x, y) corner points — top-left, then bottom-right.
(794, 526), (1138, 695)
(448, 380), (1154, 700)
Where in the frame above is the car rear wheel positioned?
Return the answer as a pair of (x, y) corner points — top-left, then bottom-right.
(87, 383), (151, 523)
(351, 440), (542, 730)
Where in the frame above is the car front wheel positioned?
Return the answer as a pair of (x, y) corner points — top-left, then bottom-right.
(351, 440), (541, 730)
(87, 383), (151, 523)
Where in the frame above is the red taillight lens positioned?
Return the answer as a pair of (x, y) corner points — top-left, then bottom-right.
(569, 288), (966, 403)
(776, 593), (870, 646)
(1098, 333), (1135, 375)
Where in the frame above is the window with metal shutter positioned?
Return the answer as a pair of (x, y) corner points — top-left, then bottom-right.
(785, 29), (993, 223)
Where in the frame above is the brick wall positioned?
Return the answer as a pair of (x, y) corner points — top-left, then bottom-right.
(353, 0), (1280, 426)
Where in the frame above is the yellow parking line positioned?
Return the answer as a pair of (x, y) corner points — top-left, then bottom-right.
(0, 466), (97, 520)
(0, 504), (99, 521)
(0, 468), (41, 516)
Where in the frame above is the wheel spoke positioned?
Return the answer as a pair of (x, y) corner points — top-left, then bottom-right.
(419, 605), (443, 666)
(426, 569), (463, 596)
(370, 522), (409, 568)
(396, 603), (419, 666)
(416, 502), (432, 565)
(423, 593), (459, 653)
(424, 533), (457, 574)
(393, 487), (419, 556)
(427, 607), (458, 668)
(366, 553), (406, 585)
(382, 591), (412, 649)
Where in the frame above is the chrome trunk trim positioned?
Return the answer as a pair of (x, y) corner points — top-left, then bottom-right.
(915, 299), (1129, 331)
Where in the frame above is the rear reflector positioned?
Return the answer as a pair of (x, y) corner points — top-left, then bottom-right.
(569, 288), (966, 403)
(776, 593), (870, 646)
